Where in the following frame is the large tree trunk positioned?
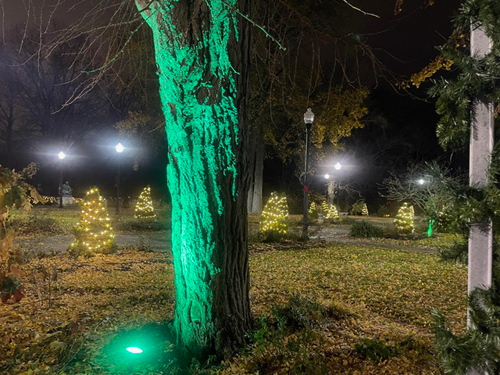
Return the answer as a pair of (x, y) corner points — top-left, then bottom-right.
(135, 0), (252, 358)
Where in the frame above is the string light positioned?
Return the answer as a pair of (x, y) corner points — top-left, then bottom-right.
(361, 202), (369, 216)
(394, 202), (414, 235)
(260, 192), (288, 239)
(323, 202), (339, 220)
(308, 202), (317, 215)
(70, 187), (116, 254)
(134, 186), (157, 219)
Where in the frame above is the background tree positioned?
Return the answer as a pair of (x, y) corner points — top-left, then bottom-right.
(246, 0), (379, 215)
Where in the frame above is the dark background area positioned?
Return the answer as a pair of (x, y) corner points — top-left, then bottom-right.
(0, 0), (464, 209)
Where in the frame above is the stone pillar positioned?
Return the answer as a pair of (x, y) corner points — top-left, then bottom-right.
(468, 23), (493, 375)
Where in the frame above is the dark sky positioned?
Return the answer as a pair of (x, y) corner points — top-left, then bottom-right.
(0, 0), (466, 205)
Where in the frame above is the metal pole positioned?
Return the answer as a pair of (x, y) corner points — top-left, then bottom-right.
(302, 123), (312, 240)
(468, 22), (493, 375)
(59, 162), (63, 208)
(116, 158), (121, 215)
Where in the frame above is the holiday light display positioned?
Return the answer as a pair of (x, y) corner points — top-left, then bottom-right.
(70, 188), (116, 255)
(394, 202), (414, 235)
(361, 202), (368, 216)
(326, 203), (339, 220)
(260, 192), (288, 240)
(309, 201), (318, 219)
(134, 186), (156, 219)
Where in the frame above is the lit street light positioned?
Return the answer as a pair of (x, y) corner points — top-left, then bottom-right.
(302, 108), (314, 240)
(115, 143), (124, 215)
(324, 163), (342, 206)
(58, 151), (66, 208)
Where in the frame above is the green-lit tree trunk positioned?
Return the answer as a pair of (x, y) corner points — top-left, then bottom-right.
(135, 0), (251, 357)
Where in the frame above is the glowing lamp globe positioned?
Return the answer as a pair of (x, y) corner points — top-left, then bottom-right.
(418, 178), (425, 185)
(115, 142), (124, 153)
(334, 162), (342, 170)
(324, 174), (330, 180)
(126, 346), (143, 354)
(58, 151), (66, 160)
(303, 108), (314, 124)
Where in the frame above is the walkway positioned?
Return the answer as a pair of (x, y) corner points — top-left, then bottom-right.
(311, 225), (439, 254)
(14, 225), (439, 256)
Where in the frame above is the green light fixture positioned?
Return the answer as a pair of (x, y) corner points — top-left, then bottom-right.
(126, 347), (143, 354)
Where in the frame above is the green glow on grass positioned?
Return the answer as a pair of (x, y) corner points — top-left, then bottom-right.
(126, 346), (144, 354)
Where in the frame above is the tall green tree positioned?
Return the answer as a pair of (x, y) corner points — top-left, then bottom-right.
(134, 0), (252, 357)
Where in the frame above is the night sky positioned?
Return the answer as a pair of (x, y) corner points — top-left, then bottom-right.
(0, 0), (465, 209)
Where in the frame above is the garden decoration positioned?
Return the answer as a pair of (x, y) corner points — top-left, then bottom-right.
(134, 186), (156, 219)
(70, 187), (115, 255)
(260, 192), (288, 240)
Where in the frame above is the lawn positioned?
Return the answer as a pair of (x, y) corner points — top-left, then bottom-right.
(10, 204), (172, 237)
(0, 238), (467, 374)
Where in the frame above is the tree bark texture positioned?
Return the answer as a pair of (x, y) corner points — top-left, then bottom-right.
(135, 0), (252, 357)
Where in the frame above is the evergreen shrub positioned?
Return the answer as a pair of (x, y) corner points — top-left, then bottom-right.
(350, 220), (384, 238)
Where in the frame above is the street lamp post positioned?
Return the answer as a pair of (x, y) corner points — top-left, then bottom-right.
(302, 108), (314, 240)
(325, 162), (342, 206)
(115, 142), (124, 215)
(58, 151), (66, 208)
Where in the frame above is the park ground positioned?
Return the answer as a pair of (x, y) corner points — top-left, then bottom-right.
(0, 205), (467, 374)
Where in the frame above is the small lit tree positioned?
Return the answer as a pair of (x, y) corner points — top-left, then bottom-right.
(134, 186), (156, 219)
(309, 201), (318, 219)
(394, 203), (414, 235)
(351, 200), (369, 216)
(70, 187), (116, 255)
(326, 204), (339, 220)
(361, 203), (368, 216)
(260, 192), (288, 241)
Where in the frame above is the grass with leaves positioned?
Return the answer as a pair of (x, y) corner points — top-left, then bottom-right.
(0, 240), (466, 374)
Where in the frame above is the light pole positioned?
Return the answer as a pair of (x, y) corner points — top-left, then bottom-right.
(325, 162), (342, 206)
(115, 142), (124, 215)
(302, 108), (314, 240)
(58, 151), (66, 208)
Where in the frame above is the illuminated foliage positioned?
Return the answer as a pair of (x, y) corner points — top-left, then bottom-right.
(394, 203), (414, 235)
(134, 186), (156, 219)
(260, 192), (289, 241)
(308, 201), (318, 219)
(326, 204), (340, 220)
(70, 188), (115, 255)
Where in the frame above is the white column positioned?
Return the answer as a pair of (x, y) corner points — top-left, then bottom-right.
(468, 23), (493, 375)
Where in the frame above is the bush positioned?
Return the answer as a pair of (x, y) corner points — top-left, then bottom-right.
(115, 218), (169, 232)
(350, 220), (384, 238)
(11, 215), (65, 236)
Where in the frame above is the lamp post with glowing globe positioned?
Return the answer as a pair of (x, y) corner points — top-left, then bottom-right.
(302, 108), (314, 240)
(58, 151), (66, 208)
